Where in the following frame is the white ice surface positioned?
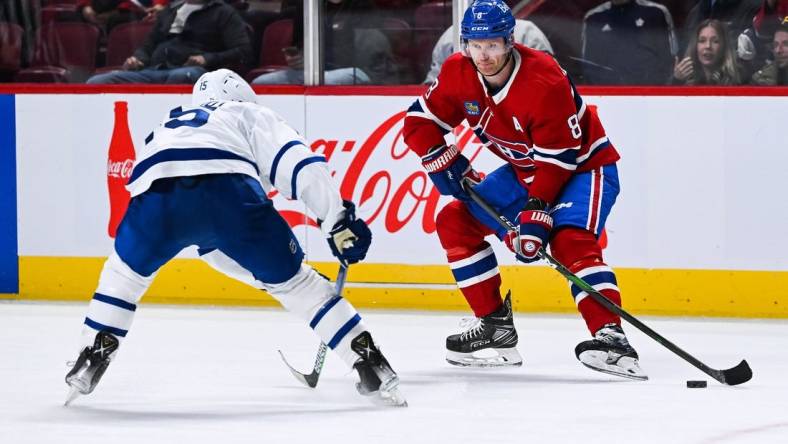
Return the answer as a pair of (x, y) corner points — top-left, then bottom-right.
(1, 302), (787, 444)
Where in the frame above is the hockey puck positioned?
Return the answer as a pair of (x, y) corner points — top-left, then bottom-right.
(686, 380), (707, 388)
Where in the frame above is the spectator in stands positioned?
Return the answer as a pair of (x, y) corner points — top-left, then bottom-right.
(252, 0), (396, 85)
(672, 19), (742, 85)
(79, 0), (168, 34)
(86, 0), (251, 84)
(753, 0), (788, 37)
(423, 19), (553, 84)
(751, 24), (788, 84)
(0, 0), (36, 68)
(581, 0), (677, 85)
(682, 0), (762, 53)
(737, 0), (787, 65)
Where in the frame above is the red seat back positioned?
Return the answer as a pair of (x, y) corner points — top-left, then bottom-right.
(413, 1), (452, 80)
(31, 22), (100, 71)
(259, 18), (293, 67)
(0, 22), (24, 72)
(105, 21), (154, 67)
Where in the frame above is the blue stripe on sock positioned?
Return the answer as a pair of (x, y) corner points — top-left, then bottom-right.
(451, 253), (498, 283)
(84, 317), (128, 337)
(309, 295), (342, 329)
(327, 314), (361, 349)
(570, 271), (618, 298)
(93, 293), (137, 312)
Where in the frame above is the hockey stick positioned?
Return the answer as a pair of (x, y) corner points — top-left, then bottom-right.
(462, 181), (753, 386)
(277, 264), (349, 388)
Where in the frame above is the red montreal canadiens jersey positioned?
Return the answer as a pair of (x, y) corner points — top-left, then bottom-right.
(404, 44), (620, 204)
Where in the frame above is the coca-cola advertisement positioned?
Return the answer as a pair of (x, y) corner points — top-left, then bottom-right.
(106, 101), (135, 238)
(12, 93), (788, 272)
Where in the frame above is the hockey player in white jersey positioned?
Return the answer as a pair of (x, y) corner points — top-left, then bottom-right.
(64, 69), (406, 406)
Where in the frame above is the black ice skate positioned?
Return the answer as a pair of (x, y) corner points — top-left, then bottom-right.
(445, 291), (523, 368)
(575, 323), (647, 381)
(64, 331), (119, 405)
(351, 331), (407, 407)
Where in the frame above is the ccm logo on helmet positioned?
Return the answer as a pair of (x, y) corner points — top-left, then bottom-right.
(471, 26), (491, 31)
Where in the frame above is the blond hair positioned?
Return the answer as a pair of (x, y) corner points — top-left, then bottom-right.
(684, 19), (741, 85)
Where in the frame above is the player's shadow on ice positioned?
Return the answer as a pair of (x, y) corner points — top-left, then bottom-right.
(403, 369), (630, 386)
(57, 402), (370, 422)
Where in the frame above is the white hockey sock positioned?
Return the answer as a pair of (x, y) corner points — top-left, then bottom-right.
(80, 253), (153, 349)
(265, 264), (367, 369)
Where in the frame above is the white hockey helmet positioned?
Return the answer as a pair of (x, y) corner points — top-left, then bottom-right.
(192, 69), (257, 105)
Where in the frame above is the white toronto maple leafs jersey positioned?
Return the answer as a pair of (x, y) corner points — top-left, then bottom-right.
(126, 100), (344, 231)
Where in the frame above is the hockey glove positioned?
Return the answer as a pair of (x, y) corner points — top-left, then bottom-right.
(504, 197), (553, 263)
(327, 200), (372, 266)
(421, 144), (481, 201)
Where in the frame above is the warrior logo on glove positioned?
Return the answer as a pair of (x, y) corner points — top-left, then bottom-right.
(504, 197), (553, 263)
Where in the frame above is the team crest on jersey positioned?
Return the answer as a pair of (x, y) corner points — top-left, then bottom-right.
(485, 133), (533, 167)
(464, 101), (481, 116)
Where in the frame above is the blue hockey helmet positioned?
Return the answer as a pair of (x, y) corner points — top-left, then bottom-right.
(460, 0), (516, 42)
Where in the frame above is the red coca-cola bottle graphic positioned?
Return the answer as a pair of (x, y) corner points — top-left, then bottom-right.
(106, 101), (136, 238)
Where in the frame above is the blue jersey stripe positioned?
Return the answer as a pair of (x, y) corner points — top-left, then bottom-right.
(473, 128), (490, 144)
(84, 317), (128, 337)
(309, 295), (342, 329)
(270, 140), (305, 187)
(328, 313), (361, 349)
(93, 293), (137, 312)
(407, 100), (450, 135)
(290, 156), (327, 199)
(534, 148), (577, 165)
(407, 100), (423, 114)
(577, 141), (611, 168)
(128, 148), (259, 184)
(568, 76), (584, 113)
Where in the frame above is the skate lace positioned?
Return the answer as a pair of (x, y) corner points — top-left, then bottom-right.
(458, 317), (485, 340)
(596, 327), (630, 348)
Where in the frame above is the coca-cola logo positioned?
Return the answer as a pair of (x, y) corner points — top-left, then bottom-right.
(107, 159), (135, 179)
(276, 111), (486, 235)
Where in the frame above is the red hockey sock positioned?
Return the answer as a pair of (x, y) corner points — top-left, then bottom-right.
(551, 228), (622, 335)
(437, 201), (502, 317)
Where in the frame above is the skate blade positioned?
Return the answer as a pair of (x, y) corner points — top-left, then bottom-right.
(375, 387), (408, 407)
(446, 348), (523, 368)
(578, 351), (648, 381)
(64, 387), (81, 406)
(374, 376), (408, 407)
(358, 375), (408, 407)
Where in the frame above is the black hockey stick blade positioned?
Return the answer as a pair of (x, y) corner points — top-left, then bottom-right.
(462, 180), (753, 386)
(718, 359), (752, 386)
(277, 347), (324, 388)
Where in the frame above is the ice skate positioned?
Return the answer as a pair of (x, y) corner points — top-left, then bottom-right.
(64, 331), (119, 405)
(575, 323), (647, 381)
(351, 331), (407, 407)
(445, 291), (522, 368)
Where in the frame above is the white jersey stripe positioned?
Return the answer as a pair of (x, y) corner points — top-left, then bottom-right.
(456, 267), (500, 288)
(450, 246), (495, 270)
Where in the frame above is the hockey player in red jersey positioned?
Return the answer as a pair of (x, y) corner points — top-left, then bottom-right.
(403, 0), (646, 380)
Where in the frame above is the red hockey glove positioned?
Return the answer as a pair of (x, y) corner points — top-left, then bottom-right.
(421, 144), (481, 201)
(504, 198), (553, 263)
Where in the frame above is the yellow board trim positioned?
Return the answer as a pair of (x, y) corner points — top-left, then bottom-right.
(12, 256), (788, 318)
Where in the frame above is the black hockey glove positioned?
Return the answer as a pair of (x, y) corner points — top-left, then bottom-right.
(327, 200), (372, 266)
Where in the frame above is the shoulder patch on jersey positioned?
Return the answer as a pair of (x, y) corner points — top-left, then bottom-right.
(464, 101), (481, 116)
